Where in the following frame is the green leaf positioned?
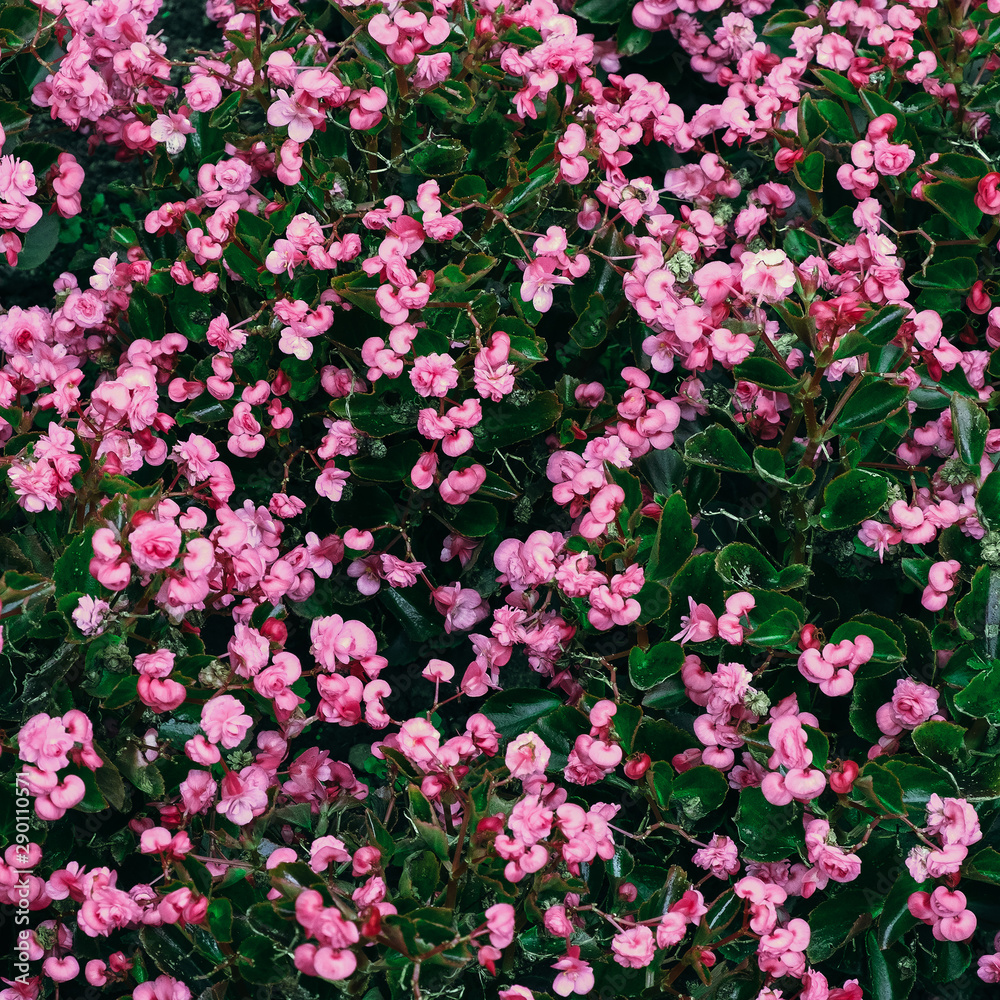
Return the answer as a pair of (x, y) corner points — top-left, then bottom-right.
(964, 846), (1000, 884)
(867, 932), (915, 1000)
(878, 873), (922, 948)
(413, 137), (468, 176)
(909, 258), (978, 291)
(951, 395), (989, 466)
(857, 761), (905, 813)
(53, 528), (98, 598)
(379, 587), (439, 641)
(813, 68), (861, 103)
(667, 552), (725, 640)
(15, 214), (59, 271)
(736, 787), (801, 861)
(745, 608), (801, 646)
(482, 688), (563, 741)
(752, 446), (814, 488)
(733, 357), (800, 392)
(118, 750), (166, 797)
(93, 752), (127, 812)
(881, 757), (958, 811)
(223, 243), (262, 288)
(478, 391), (562, 449)
(922, 181), (983, 238)
(413, 818), (451, 862)
(857, 305), (908, 346)
(419, 80), (475, 117)
(568, 292), (609, 349)
(819, 469), (889, 531)
(952, 661), (1000, 722)
(807, 890), (871, 962)
(955, 565), (1000, 661)
(798, 93), (828, 147)
(912, 720), (969, 769)
(207, 898), (233, 942)
(646, 493), (697, 582)
(209, 88), (242, 129)
(628, 641), (684, 690)
(794, 150), (824, 191)
(237, 934), (285, 983)
(832, 379), (908, 433)
(140, 924), (215, 982)
(350, 441), (422, 483)
(574, 0), (628, 23)
(715, 542), (779, 589)
(927, 152), (989, 181)
(977, 468), (1000, 531)
(129, 284), (167, 341)
(670, 765), (728, 819)
(447, 499), (499, 538)
(685, 424), (752, 473)
(448, 175), (489, 202)
(646, 762), (673, 808)
(616, 18), (651, 54)
(932, 940), (971, 983)
(763, 7), (816, 34)
(0, 99), (31, 134)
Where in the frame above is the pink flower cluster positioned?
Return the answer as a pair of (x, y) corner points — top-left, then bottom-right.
(16, 711), (102, 819)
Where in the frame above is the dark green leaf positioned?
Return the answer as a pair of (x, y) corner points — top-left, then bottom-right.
(819, 469), (889, 531)
(878, 873), (921, 948)
(807, 891), (871, 962)
(671, 765), (728, 819)
(832, 379), (908, 433)
(646, 492), (697, 582)
(628, 641), (684, 690)
(478, 391), (561, 449)
(951, 395), (989, 466)
(685, 424), (752, 473)
(922, 181), (983, 238)
(733, 357), (800, 393)
(736, 787), (800, 861)
(482, 688), (563, 741)
(15, 214), (59, 271)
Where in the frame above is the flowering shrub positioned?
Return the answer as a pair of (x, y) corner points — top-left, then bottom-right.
(3, 0), (1000, 996)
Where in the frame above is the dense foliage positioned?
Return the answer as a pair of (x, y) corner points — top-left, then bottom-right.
(2, 0), (1000, 997)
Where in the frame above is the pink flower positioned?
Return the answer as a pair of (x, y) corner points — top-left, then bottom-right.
(672, 598), (719, 643)
(129, 517), (181, 574)
(134, 975), (191, 1000)
(740, 249), (796, 302)
(18, 713), (74, 772)
(692, 834), (740, 879)
(396, 718), (441, 766)
(611, 925), (655, 968)
(857, 519), (902, 562)
(551, 948), (595, 997)
(410, 353), (459, 397)
(925, 795), (982, 847)
(267, 90), (324, 142)
(201, 695), (253, 749)
(217, 766), (270, 826)
(486, 903), (516, 949)
(875, 678), (940, 735)
(505, 732), (551, 779)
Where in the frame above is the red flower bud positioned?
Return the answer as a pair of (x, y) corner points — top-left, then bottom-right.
(829, 760), (859, 795)
(798, 623), (823, 650)
(260, 618), (288, 647)
(624, 753), (651, 779)
(968, 281), (991, 315)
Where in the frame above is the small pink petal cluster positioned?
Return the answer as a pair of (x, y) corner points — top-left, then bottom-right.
(16, 711), (102, 820)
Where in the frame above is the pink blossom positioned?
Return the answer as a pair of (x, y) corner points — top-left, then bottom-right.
(611, 925), (655, 968)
